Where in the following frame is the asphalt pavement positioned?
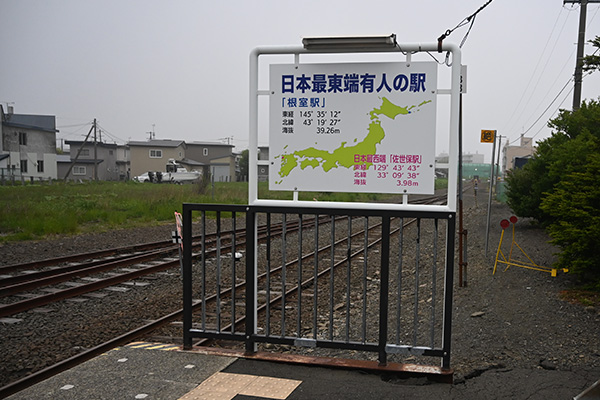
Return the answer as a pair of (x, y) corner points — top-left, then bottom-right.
(5, 344), (599, 400)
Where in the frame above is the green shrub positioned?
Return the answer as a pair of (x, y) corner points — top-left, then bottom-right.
(541, 153), (600, 287)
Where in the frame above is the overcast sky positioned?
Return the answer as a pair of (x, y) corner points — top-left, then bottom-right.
(2, 0), (599, 162)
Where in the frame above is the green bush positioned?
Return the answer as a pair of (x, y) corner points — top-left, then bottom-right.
(540, 153), (600, 288)
(505, 99), (600, 287)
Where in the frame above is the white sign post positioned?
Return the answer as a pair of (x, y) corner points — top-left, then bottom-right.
(269, 62), (438, 195)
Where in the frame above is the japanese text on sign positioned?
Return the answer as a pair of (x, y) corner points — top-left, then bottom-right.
(269, 62), (438, 195)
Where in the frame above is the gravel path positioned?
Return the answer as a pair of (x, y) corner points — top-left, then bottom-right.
(451, 191), (600, 382)
(0, 189), (599, 389)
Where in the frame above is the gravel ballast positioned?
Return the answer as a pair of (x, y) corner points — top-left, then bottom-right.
(0, 190), (599, 389)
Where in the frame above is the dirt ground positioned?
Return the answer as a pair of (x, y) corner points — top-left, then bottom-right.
(450, 187), (600, 389)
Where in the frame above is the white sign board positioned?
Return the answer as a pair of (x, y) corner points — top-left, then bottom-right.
(269, 61), (438, 194)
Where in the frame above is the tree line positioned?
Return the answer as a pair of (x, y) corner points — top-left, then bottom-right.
(505, 37), (600, 289)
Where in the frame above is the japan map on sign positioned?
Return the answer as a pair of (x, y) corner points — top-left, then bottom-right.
(269, 62), (438, 194)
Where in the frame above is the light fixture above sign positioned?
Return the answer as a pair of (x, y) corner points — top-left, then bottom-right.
(302, 34), (397, 52)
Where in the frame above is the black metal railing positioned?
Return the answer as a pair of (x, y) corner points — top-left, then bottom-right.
(182, 203), (455, 369)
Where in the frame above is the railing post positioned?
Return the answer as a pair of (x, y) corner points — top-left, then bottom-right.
(245, 206), (257, 353)
(441, 213), (456, 369)
(182, 203), (193, 350)
(378, 216), (391, 366)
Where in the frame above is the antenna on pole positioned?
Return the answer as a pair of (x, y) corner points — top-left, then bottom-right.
(147, 124), (156, 140)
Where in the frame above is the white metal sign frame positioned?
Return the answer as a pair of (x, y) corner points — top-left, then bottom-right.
(249, 42), (461, 213)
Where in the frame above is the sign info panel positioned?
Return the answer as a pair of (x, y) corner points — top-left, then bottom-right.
(269, 62), (438, 194)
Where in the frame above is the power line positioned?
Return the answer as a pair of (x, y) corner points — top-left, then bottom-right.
(530, 86), (573, 140)
(57, 122), (94, 139)
(56, 122), (93, 129)
(519, 79), (573, 136)
(505, 68), (596, 146)
(437, 0), (495, 52)
(95, 122), (127, 144)
(502, 7), (570, 136)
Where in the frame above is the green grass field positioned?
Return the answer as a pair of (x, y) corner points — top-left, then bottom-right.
(0, 179), (448, 242)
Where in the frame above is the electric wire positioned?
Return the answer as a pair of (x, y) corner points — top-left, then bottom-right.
(502, 7), (569, 135)
(56, 122), (93, 129)
(504, 4), (600, 147)
(437, 0), (494, 48)
(436, 0), (495, 66)
(56, 121), (94, 139)
(529, 85), (574, 140)
(505, 67), (595, 146)
(95, 122), (127, 144)
(518, 4), (600, 132)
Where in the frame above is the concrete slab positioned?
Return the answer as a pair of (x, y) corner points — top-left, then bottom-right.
(6, 346), (236, 400)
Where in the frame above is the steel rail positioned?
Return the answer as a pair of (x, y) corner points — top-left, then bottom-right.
(0, 215), (338, 315)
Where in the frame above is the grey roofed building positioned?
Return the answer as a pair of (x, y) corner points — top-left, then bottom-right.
(128, 139), (188, 177)
(60, 139), (117, 181)
(185, 141), (235, 182)
(1, 105), (59, 181)
(2, 114), (58, 133)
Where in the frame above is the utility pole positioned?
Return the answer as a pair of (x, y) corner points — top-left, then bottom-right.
(494, 135), (502, 195)
(64, 122), (94, 180)
(564, 0), (600, 110)
(93, 119), (98, 181)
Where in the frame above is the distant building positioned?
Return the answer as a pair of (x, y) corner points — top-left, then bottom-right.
(0, 105), (58, 181)
(128, 139), (236, 182)
(462, 152), (485, 164)
(59, 140), (120, 181)
(186, 141), (235, 182)
(434, 151), (486, 179)
(502, 135), (534, 173)
(128, 139), (187, 177)
(436, 152), (485, 164)
(115, 144), (130, 181)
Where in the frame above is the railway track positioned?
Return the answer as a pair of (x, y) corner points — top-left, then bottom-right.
(0, 215), (339, 318)
(0, 193), (449, 397)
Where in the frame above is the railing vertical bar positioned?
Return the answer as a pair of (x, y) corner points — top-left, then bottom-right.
(413, 218), (421, 346)
(431, 218), (439, 347)
(281, 213), (287, 337)
(297, 213), (303, 338)
(396, 217), (404, 344)
(266, 213), (271, 337)
(442, 213), (456, 369)
(182, 204), (193, 350)
(378, 216), (391, 366)
(216, 211), (222, 333)
(201, 211), (207, 331)
(329, 215), (335, 341)
(313, 214), (319, 340)
(362, 217), (368, 343)
(231, 212), (237, 334)
(245, 206), (256, 353)
(345, 216), (352, 342)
